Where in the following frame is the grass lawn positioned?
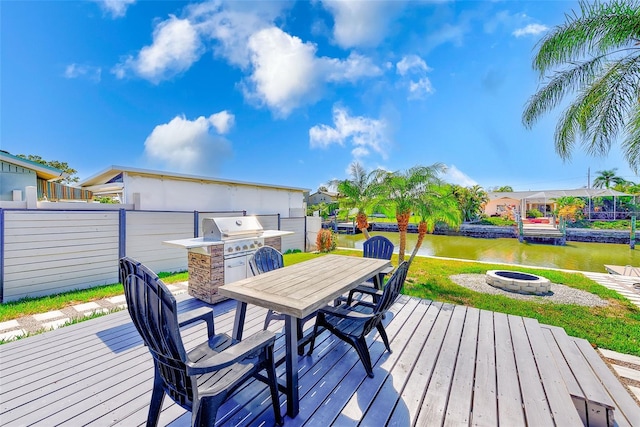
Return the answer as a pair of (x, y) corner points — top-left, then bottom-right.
(2, 251), (638, 357)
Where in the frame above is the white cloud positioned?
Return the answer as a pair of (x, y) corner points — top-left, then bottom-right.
(209, 111), (235, 134)
(309, 106), (390, 160)
(144, 113), (232, 174)
(113, 15), (202, 83)
(243, 28), (382, 117)
(325, 52), (382, 82)
(188, 2), (284, 68)
(396, 55), (434, 100)
(408, 77), (434, 99)
(396, 55), (431, 76)
(64, 63), (102, 82)
(244, 27), (321, 117)
(442, 164), (477, 187)
(97, 0), (135, 18)
(513, 23), (549, 37)
(321, 0), (404, 48)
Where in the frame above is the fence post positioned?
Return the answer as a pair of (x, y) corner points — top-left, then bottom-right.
(304, 216), (308, 252)
(194, 210), (199, 238)
(278, 213), (281, 230)
(631, 216), (636, 250)
(118, 209), (126, 260)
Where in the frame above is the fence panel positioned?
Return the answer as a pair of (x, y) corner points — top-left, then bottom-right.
(306, 216), (322, 251)
(3, 211), (120, 301)
(125, 211), (194, 274)
(280, 217), (305, 252)
(255, 214), (279, 231)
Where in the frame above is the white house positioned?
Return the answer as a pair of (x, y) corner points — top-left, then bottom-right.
(79, 165), (309, 217)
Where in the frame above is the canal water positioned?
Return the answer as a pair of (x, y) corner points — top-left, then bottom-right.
(337, 232), (640, 273)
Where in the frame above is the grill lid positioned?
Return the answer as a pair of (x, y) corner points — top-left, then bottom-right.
(202, 216), (264, 241)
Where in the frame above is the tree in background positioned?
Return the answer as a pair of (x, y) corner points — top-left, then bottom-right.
(330, 162), (386, 239)
(453, 185), (489, 222)
(17, 154), (79, 184)
(522, 0), (640, 171)
(554, 196), (586, 222)
(380, 163), (445, 262)
(494, 185), (514, 192)
(408, 183), (462, 266)
(593, 168), (626, 188)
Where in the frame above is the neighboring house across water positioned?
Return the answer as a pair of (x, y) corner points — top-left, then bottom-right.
(485, 188), (632, 218)
(79, 165), (309, 217)
(308, 190), (338, 206)
(0, 150), (92, 207)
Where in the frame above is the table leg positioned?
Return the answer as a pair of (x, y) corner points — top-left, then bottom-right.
(284, 315), (299, 417)
(232, 301), (247, 341)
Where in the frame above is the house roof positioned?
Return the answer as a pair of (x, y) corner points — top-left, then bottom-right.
(488, 188), (632, 201)
(79, 165), (310, 193)
(0, 150), (68, 181)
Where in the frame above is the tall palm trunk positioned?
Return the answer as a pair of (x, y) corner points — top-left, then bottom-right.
(356, 212), (371, 239)
(408, 221), (428, 267)
(396, 211), (411, 262)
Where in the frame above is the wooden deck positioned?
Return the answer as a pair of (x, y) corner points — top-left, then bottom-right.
(1, 294), (639, 426)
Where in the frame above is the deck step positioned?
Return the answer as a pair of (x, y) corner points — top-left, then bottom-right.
(541, 325), (640, 427)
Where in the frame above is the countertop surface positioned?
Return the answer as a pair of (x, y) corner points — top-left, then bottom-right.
(163, 229), (294, 248)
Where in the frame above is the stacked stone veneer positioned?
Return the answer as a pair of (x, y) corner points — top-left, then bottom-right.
(264, 236), (282, 252)
(188, 246), (225, 304)
(486, 270), (551, 295)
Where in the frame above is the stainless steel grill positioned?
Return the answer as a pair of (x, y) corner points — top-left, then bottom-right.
(202, 216), (265, 284)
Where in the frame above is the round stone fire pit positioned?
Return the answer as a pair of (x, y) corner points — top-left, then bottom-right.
(486, 270), (551, 295)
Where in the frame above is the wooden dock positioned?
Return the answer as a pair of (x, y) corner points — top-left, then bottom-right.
(1, 294), (638, 426)
(520, 224), (567, 245)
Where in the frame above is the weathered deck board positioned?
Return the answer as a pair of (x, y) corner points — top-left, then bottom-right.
(1, 294), (637, 426)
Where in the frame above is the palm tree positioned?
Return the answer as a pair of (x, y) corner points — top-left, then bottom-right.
(330, 162), (385, 239)
(593, 168), (626, 188)
(408, 183), (462, 267)
(522, 0), (640, 171)
(453, 185), (489, 222)
(380, 163), (445, 262)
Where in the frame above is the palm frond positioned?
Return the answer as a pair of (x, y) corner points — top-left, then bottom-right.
(534, 0), (640, 75)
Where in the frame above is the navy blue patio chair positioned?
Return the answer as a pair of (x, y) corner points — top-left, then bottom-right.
(307, 261), (409, 378)
(344, 235), (395, 307)
(119, 257), (282, 427)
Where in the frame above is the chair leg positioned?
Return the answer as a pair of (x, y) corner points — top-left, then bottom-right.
(265, 346), (283, 426)
(296, 319), (306, 356)
(306, 316), (323, 356)
(352, 336), (375, 378)
(376, 323), (392, 353)
(192, 395), (225, 427)
(264, 309), (275, 330)
(147, 368), (165, 427)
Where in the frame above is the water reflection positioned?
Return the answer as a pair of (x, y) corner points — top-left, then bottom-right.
(338, 232), (640, 273)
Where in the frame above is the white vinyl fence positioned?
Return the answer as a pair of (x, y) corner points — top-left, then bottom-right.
(0, 209), (315, 302)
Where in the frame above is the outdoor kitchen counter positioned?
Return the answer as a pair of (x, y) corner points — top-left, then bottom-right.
(162, 230), (294, 250)
(163, 230), (295, 304)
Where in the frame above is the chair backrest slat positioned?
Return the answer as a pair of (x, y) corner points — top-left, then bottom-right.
(359, 261), (409, 336)
(363, 236), (394, 261)
(119, 257), (194, 407)
(249, 246), (284, 275)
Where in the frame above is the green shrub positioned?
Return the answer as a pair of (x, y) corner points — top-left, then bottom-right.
(476, 217), (517, 226)
(526, 209), (543, 218)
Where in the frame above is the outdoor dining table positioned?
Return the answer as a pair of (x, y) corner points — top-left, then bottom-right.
(218, 254), (392, 418)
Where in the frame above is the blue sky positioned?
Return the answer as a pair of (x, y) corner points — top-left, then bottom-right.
(2, 0), (636, 192)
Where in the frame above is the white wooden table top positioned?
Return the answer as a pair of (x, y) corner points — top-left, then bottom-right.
(218, 254), (391, 318)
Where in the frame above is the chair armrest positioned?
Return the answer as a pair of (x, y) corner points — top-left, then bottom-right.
(186, 330), (276, 375)
(178, 307), (214, 338)
(319, 304), (373, 321)
(347, 285), (383, 305)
